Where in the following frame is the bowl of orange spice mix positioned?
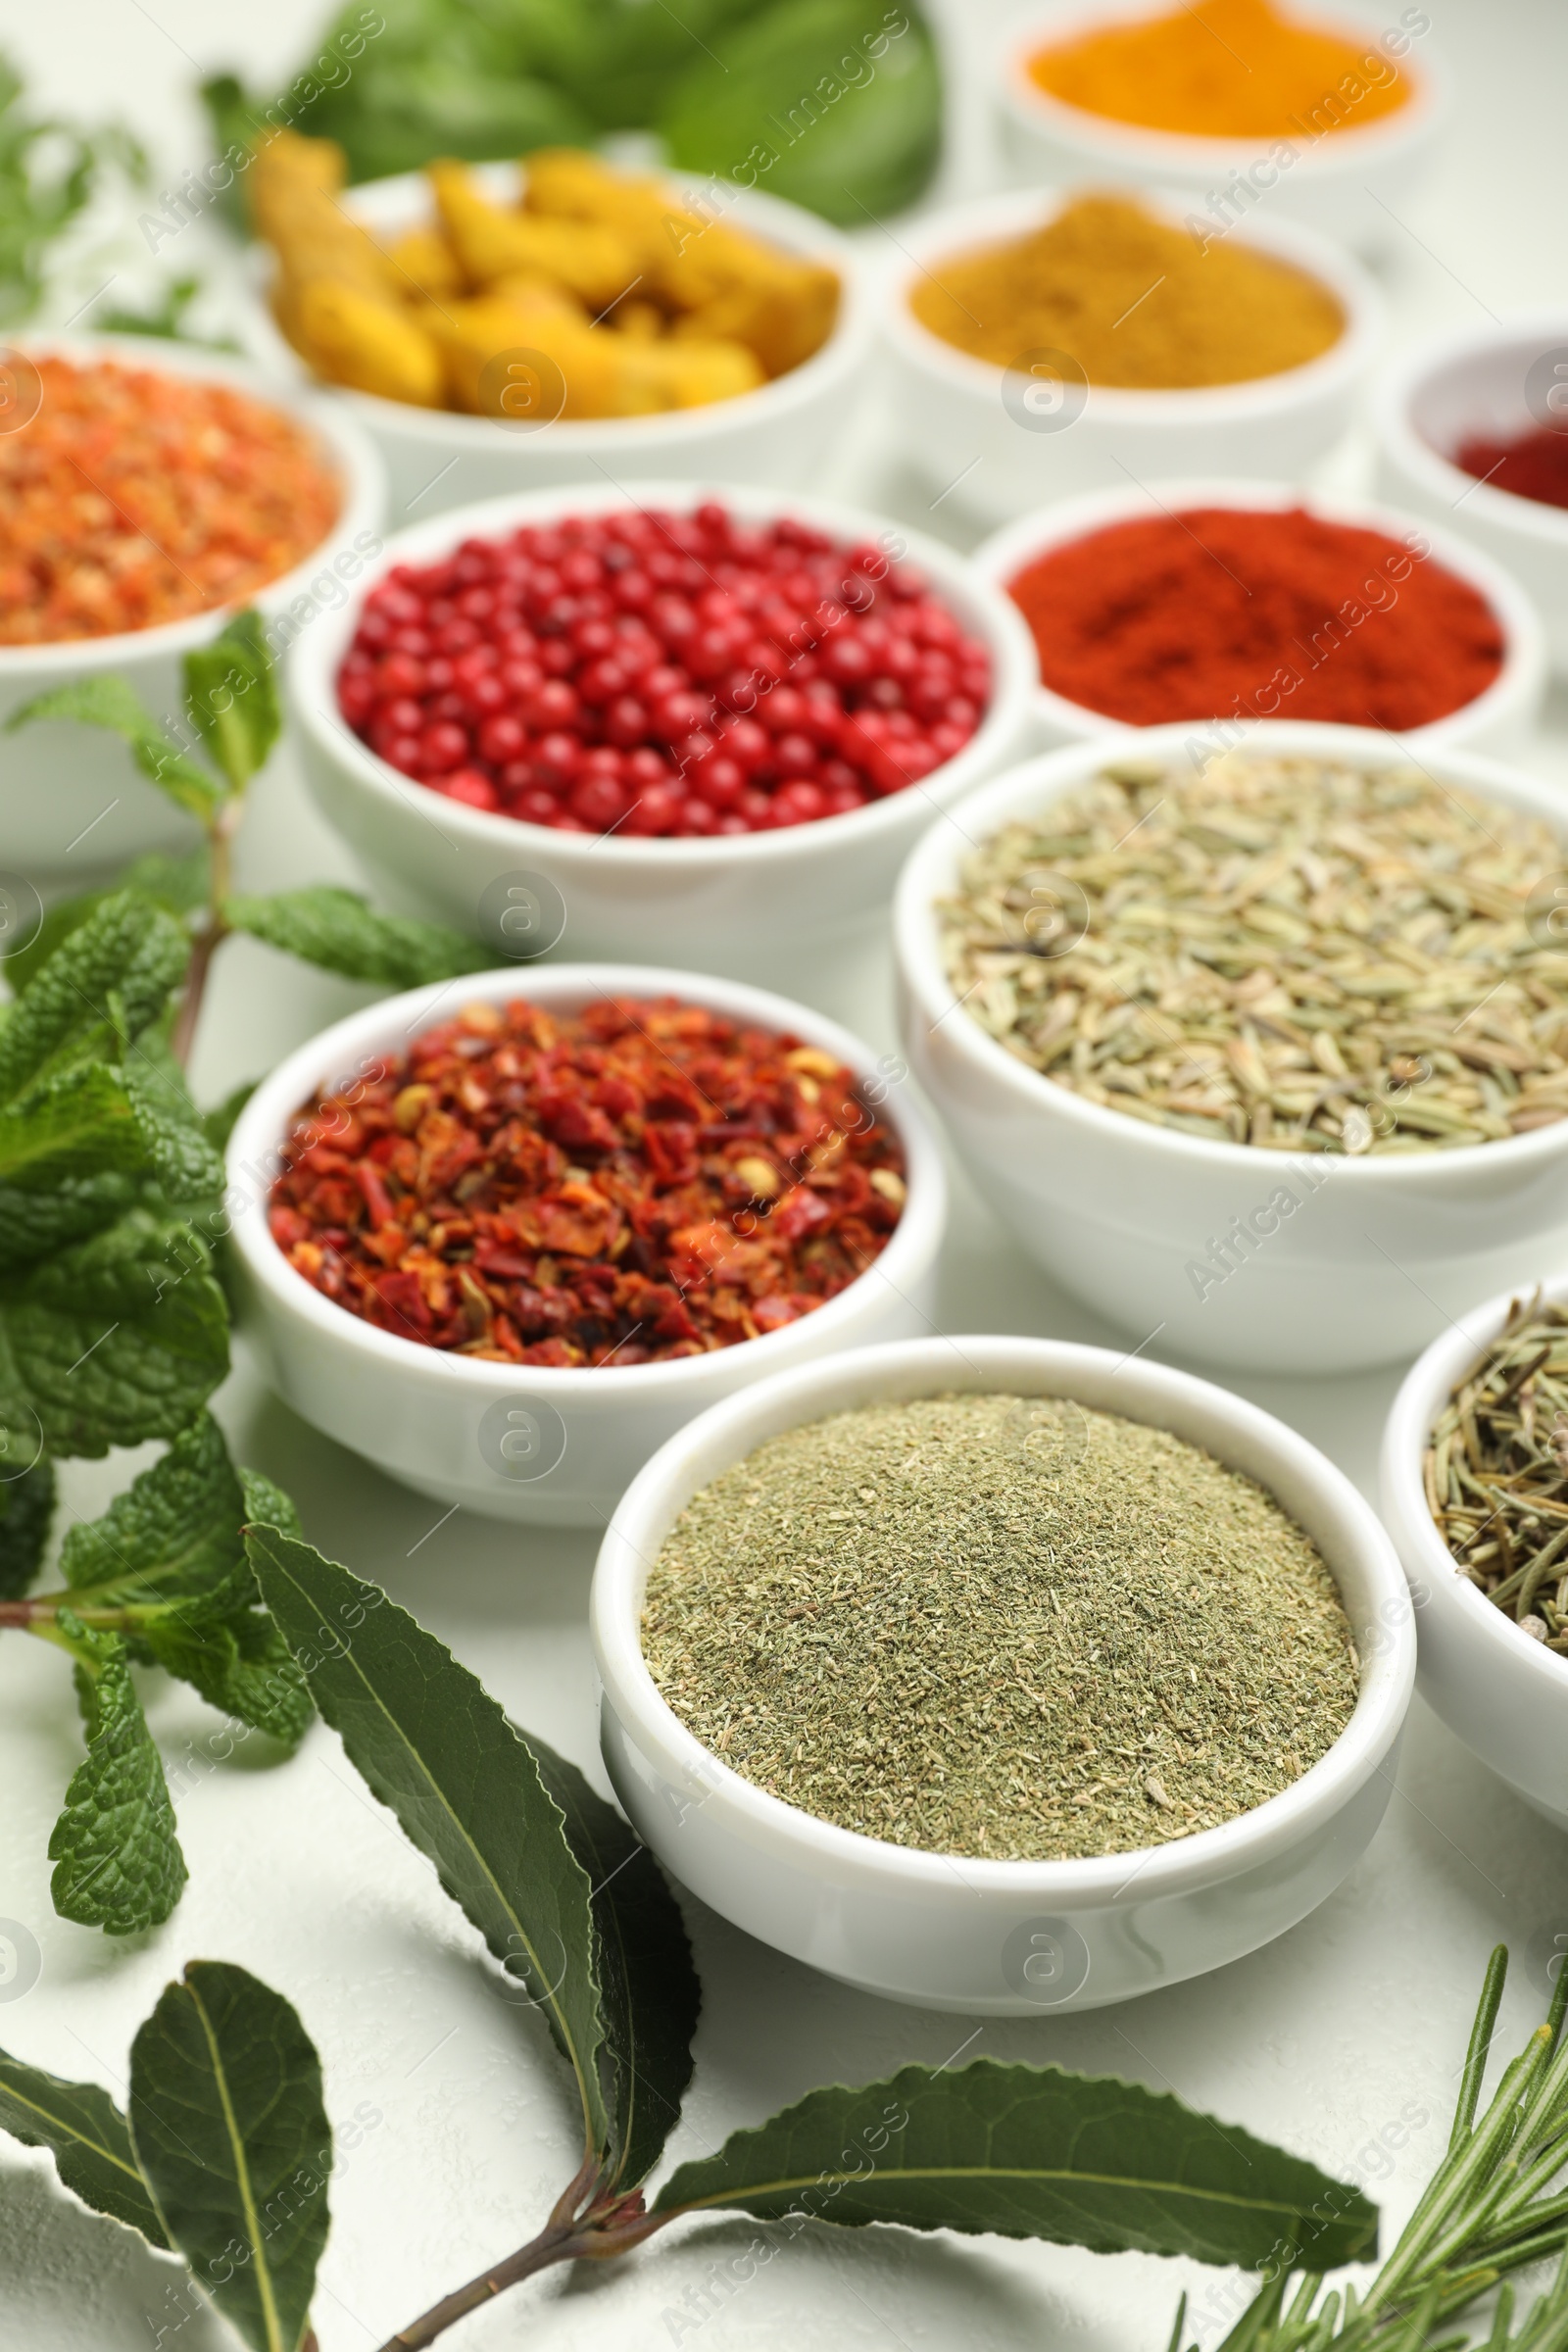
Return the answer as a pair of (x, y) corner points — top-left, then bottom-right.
(996, 0), (1447, 254)
(0, 333), (383, 874)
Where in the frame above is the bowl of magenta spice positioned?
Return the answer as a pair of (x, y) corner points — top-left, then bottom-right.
(225, 963), (946, 1527)
(1382, 1280), (1568, 1831)
(1374, 318), (1568, 674)
(592, 1333), (1413, 2012)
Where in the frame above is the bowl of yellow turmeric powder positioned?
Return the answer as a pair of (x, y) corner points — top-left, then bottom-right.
(876, 185), (1381, 524)
(245, 135), (871, 524)
(996, 0), (1447, 254)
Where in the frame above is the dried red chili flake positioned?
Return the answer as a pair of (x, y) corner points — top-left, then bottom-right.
(268, 997), (908, 1368)
(335, 499), (993, 836)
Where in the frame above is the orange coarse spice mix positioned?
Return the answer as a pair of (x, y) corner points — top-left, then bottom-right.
(268, 996), (908, 1368)
(0, 354), (341, 646)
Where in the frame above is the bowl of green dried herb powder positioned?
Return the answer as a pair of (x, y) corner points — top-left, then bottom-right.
(1383, 1276), (1568, 1835)
(592, 1332), (1412, 2013)
(894, 719), (1568, 1376)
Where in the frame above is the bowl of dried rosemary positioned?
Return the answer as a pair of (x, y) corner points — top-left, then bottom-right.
(592, 1333), (1412, 2013)
(894, 720), (1568, 1373)
(1381, 1282), (1568, 1830)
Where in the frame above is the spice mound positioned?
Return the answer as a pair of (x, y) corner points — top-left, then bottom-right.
(1025, 0), (1412, 140)
(253, 131), (838, 417)
(1007, 509), (1503, 731)
(907, 195), (1343, 389)
(642, 1393), (1358, 1861)
(337, 500), (990, 836)
(1428, 1293), (1568, 1656)
(0, 355), (341, 646)
(268, 996), (906, 1366)
(1454, 423), (1568, 516)
(941, 751), (1568, 1152)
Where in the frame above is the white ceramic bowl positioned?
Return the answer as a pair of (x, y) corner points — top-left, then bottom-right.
(0, 332), (385, 879)
(226, 961), (947, 1529)
(1374, 317), (1568, 674)
(1381, 1276), (1568, 1832)
(252, 164), (872, 522)
(994, 3), (1448, 254)
(971, 476), (1545, 760)
(592, 1332), (1413, 2013)
(287, 479), (1039, 987)
(873, 186), (1382, 525)
(894, 721), (1568, 1376)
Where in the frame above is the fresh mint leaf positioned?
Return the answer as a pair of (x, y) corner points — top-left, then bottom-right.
(0, 1169), (143, 1275)
(183, 611), (278, 792)
(531, 1745), (698, 2189)
(224, 888), (491, 987)
(654, 2057), (1379, 2270)
(0, 893), (189, 1104)
(0, 1204), (229, 1457)
(7, 677), (221, 819)
(238, 1467), (302, 1540)
(0, 1065), (144, 1192)
(204, 1079), (256, 1155)
(0, 2048), (169, 2244)
(247, 1528), (612, 2166)
(141, 1610), (311, 1749)
(48, 1625), (187, 1934)
(61, 1410), (248, 1610)
(122, 1061), (225, 1206)
(129, 1961), (329, 2352)
(2, 850), (208, 996)
(0, 1456), (54, 1598)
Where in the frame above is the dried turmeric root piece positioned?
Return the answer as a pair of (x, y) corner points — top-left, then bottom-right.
(287, 280), (446, 407)
(384, 225), (466, 305)
(428, 162), (639, 310)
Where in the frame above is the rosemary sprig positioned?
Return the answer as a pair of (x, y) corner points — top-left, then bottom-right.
(1185, 1949), (1568, 2352)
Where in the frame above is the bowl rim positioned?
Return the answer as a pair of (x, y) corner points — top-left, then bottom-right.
(994, 0), (1447, 173)
(893, 717), (1568, 1190)
(1372, 313), (1568, 549)
(0, 328), (386, 676)
(591, 1330), (1414, 1898)
(225, 958), (949, 1400)
(875, 181), (1384, 422)
(1380, 1271), (1568, 1695)
(967, 472), (1546, 747)
(271, 161), (872, 453)
(286, 474), (1041, 871)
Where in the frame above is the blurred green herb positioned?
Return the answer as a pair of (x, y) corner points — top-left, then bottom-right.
(0, 50), (145, 324)
(93, 273), (239, 349)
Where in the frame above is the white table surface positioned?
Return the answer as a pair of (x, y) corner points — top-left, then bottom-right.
(4, 3), (1568, 2347)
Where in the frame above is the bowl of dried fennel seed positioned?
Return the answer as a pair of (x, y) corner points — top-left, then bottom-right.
(894, 719), (1568, 1374)
(1382, 1280), (1568, 1830)
(591, 1332), (1412, 2013)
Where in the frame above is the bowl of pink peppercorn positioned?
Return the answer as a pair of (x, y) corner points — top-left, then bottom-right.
(288, 480), (1038, 983)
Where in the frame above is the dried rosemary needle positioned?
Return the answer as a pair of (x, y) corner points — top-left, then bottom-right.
(642, 1393), (1360, 1861)
(1428, 1291), (1568, 1652)
(940, 750), (1568, 1152)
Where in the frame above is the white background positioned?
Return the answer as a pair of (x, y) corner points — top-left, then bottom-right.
(2, 3), (1568, 2349)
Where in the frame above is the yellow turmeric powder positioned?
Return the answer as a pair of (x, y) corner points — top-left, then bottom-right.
(1027, 0), (1412, 140)
(908, 195), (1344, 389)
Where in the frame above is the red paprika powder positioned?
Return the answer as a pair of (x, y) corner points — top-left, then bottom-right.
(1455, 423), (1568, 514)
(268, 997), (906, 1368)
(1006, 507), (1505, 729)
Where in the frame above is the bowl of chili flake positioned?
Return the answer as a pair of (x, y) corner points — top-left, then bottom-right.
(226, 963), (946, 1526)
(287, 480), (1038, 985)
(0, 334), (384, 876)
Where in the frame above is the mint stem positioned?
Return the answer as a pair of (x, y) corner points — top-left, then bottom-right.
(170, 797), (239, 1070)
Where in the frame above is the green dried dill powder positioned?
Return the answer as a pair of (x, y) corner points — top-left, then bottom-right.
(641, 1394), (1360, 1861)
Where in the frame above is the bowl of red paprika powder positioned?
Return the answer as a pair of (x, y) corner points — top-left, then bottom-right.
(971, 478), (1545, 760)
(286, 480), (1038, 988)
(225, 962), (947, 1526)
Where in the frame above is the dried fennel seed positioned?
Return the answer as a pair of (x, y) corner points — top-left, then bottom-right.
(940, 751), (1568, 1152)
(1428, 1292), (1568, 1653)
(641, 1393), (1359, 1860)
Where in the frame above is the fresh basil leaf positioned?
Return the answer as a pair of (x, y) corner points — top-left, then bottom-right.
(3, 852), (208, 997)
(129, 1961), (329, 2352)
(0, 1204), (229, 1458)
(48, 1627), (188, 1934)
(61, 1410), (249, 1610)
(654, 2057), (1379, 2270)
(224, 888), (491, 987)
(531, 1744), (698, 2189)
(183, 611), (278, 792)
(661, 0), (943, 223)
(0, 2048), (170, 2245)
(7, 677), (220, 819)
(0, 893), (189, 1106)
(247, 1528), (612, 2165)
(0, 1456), (54, 1599)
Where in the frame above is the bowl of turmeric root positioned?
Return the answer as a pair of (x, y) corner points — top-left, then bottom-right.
(250, 131), (869, 520)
